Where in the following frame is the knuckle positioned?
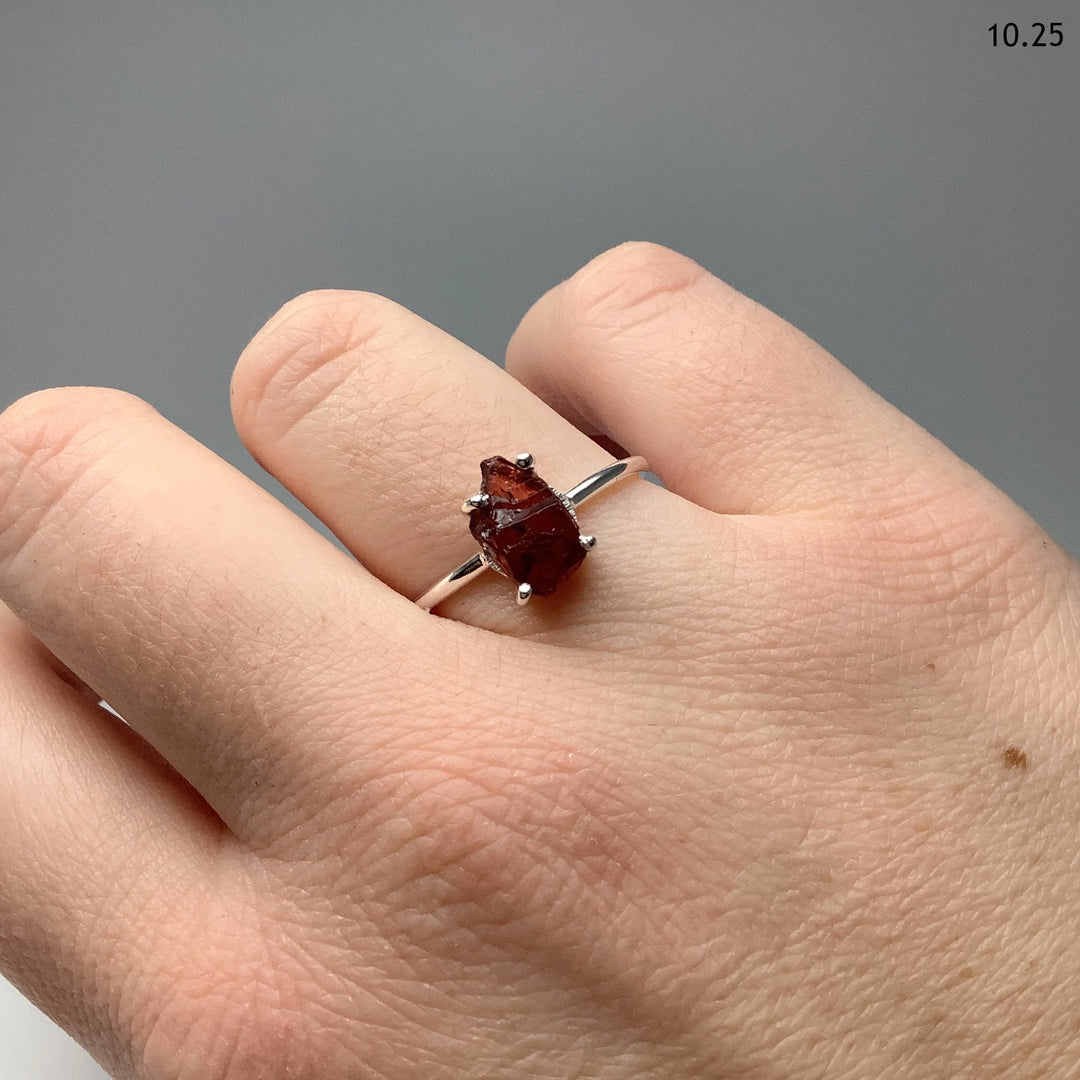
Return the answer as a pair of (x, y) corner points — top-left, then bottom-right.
(0, 388), (153, 556)
(863, 486), (1059, 647)
(137, 904), (342, 1080)
(365, 734), (651, 941)
(562, 240), (712, 329)
(232, 289), (412, 430)
(0, 386), (150, 458)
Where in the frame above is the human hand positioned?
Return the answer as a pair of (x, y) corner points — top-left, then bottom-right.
(1, 241), (1077, 1078)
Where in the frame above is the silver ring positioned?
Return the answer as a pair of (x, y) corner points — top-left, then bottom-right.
(415, 454), (649, 612)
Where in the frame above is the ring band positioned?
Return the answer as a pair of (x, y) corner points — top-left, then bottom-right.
(415, 454), (649, 612)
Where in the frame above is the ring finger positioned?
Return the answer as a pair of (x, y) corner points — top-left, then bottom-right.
(229, 289), (699, 639)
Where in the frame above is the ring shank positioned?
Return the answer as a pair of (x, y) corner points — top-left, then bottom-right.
(414, 456), (649, 611)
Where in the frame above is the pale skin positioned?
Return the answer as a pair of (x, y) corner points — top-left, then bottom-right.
(0, 242), (1078, 1079)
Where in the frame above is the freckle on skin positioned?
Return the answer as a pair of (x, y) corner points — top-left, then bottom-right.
(923, 661), (936, 672)
(1002, 746), (1029, 771)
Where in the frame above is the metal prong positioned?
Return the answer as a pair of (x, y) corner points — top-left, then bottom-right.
(461, 493), (490, 514)
(516, 582), (533, 605)
(580, 534), (597, 550)
(515, 452), (534, 470)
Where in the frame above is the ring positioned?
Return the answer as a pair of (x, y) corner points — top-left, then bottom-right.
(415, 453), (650, 611)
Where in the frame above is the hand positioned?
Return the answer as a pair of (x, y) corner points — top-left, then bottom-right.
(1, 242), (1077, 1079)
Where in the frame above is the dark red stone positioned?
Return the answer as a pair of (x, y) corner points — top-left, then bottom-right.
(469, 456), (586, 596)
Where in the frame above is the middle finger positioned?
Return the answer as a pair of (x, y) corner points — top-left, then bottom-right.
(0, 387), (433, 841)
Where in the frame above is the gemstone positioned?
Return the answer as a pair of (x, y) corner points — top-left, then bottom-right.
(468, 456), (586, 596)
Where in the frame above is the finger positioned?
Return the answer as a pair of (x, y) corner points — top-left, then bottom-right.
(230, 290), (685, 635)
(0, 388), (432, 840)
(0, 603), (224, 1074)
(505, 241), (980, 519)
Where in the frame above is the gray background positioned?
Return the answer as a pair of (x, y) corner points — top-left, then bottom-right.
(1, 2), (1077, 1075)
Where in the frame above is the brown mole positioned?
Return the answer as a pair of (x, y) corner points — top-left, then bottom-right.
(1002, 746), (1029, 771)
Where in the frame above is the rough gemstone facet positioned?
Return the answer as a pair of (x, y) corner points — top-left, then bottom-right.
(468, 456), (586, 596)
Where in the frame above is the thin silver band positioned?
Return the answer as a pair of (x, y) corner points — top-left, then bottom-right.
(414, 455), (649, 611)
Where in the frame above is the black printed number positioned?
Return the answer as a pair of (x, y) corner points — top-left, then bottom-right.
(989, 22), (1063, 46)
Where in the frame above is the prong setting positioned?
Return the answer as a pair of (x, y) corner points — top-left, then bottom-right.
(417, 455), (649, 612)
(580, 534), (597, 550)
(516, 582), (533, 605)
(515, 452), (534, 470)
(462, 493), (491, 514)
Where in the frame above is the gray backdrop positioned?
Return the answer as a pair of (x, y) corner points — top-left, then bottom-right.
(1, 2), (1077, 1075)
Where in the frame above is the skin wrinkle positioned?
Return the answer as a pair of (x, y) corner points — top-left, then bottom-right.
(0, 449), (135, 593)
(349, 747), (717, 1058)
(562, 242), (715, 329)
(135, 875), (315, 1080)
(371, 708), (859, 1071)
(235, 291), (390, 429)
(242, 292), (463, 455)
(247, 821), (688, 1080)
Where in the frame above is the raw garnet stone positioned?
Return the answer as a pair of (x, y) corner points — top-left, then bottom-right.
(469, 456), (586, 596)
